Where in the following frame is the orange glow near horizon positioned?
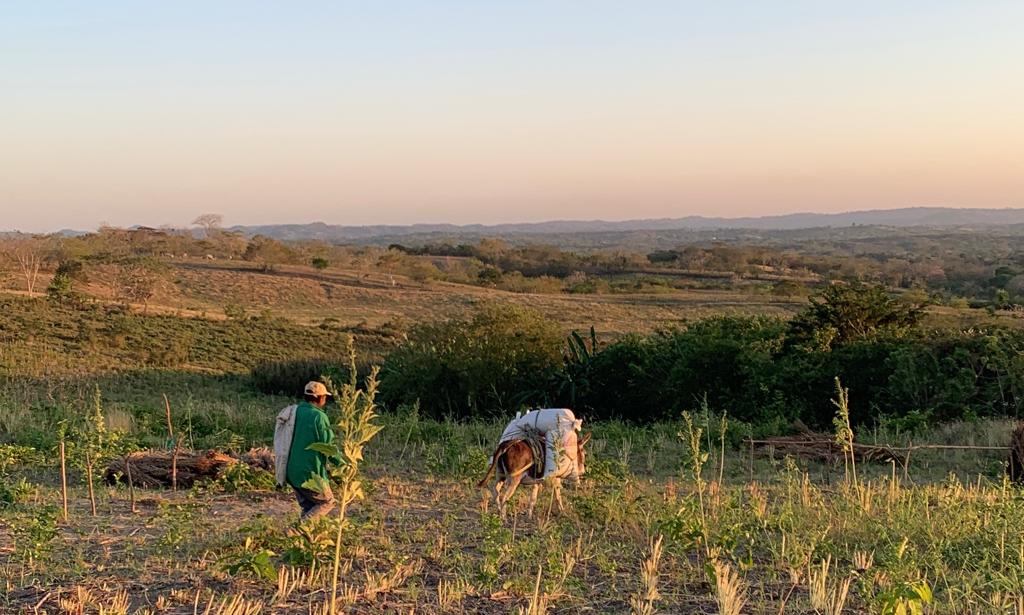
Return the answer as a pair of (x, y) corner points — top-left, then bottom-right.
(1, 3), (1021, 231)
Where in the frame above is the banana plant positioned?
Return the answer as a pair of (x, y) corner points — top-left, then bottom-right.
(558, 326), (600, 408)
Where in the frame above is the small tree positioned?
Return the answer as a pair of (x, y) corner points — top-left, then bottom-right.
(47, 259), (86, 303)
(191, 213), (223, 236)
(303, 340), (383, 614)
(64, 386), (124, 516)
(787, 283), (924, 351)
(114, 259), (165, 312)
(9, 236), (48, 296)
(311, 256), (330, 270)
(244, 235), (295, 270)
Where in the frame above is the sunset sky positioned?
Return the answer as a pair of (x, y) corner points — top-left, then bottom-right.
(2, 1), (1022, 232)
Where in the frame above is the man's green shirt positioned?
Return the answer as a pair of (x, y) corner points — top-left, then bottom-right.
(286, 401), (336, 489)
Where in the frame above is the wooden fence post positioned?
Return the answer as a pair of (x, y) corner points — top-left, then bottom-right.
(59, 440), (69, 521)
(165, 393), (179, 492)
(125, 454), (137, 513)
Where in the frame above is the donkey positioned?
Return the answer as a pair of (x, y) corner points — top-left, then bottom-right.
(478, 432), (591, 518)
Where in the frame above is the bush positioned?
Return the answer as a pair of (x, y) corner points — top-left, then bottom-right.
(380, 303), (563, 418)
(251, 357), (355, 395)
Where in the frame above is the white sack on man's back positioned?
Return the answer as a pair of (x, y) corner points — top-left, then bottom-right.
(273, 404), (298, 487)
(500, 408), (582, 480)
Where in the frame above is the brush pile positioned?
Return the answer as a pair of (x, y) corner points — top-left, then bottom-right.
(747, 433), (905, 465)
(105, 447), (274, 488)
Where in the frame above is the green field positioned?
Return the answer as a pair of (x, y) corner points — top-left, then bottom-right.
(2, 241), (1024, 613)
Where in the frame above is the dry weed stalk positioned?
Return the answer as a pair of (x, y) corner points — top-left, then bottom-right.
(808, 555), (852, 615)
(712, 559), (747, 615)
(362, 559), (422, 601)
(831, 378), (858, 490)
(97, 590), (129, 615)
(195, 593), (264, 615)
(274, 565), (326, 603)
(747, 482), (769, 520)
(630, 535), (665, 615)
(436, 578), (476, 610)
(514, 565), (549, 615)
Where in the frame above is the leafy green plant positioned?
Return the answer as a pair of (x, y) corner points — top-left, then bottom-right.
(7, 505), (59, 564)
(878, 580), (933, 615)
(281, 520), (337, 566)
(219, 536), (278, 582)
(154, 502), (203, 553)
(425, 440), (490, 478)
(679, 410), (710, 553)
(209, 461), (277, 493)
(0, 445), (43, 472)
(380, 303), (563, 418)
(0, 476), (35, 507)
(302, 339), (384, 614)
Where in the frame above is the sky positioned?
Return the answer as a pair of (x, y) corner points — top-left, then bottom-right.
(1, 1), (1022, 232)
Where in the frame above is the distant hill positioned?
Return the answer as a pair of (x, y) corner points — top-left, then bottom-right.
(231, 207), (1024, 242)
(10, 206), (1021, 239)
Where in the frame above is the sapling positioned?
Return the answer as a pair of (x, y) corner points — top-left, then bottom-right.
(679, 411), (709, 554)
(303, 340), (383, 615)
(84, 386), (108, 516)
(831, 378), (858, 490)
(630, 534), (664, 615)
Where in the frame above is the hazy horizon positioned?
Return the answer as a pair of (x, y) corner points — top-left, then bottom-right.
(3, 2), (1022, 233)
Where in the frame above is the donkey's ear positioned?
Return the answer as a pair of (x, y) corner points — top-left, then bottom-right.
(580, 432), (592, 446)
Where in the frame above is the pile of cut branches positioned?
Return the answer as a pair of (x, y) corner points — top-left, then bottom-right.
(746, 434), (905, 465)
(104, 447), (273, 488)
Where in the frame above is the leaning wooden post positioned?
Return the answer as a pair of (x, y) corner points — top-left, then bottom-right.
(125, 454), (137, 513)
(748, 439), (754, 484)
(85, 450), (97, 517)
(903, 440), (913, 482)
(164, 393), (178, 492)
(59, 439), (69, 521)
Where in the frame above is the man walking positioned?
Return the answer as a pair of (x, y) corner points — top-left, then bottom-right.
(275, 381), (338, 522)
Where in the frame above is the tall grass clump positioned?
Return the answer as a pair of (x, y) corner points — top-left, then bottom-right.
(832, 377), (858, 489)
(630, 535), (664, 615)
(679, 410), (709, 552)
(711, 559), (747, 615)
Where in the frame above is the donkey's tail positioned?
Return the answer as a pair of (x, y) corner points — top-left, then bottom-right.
(477, 440), (514, 487)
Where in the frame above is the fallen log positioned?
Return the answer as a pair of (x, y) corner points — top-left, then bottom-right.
(746, 436), (906, 465)
(105, 448), (273, 488)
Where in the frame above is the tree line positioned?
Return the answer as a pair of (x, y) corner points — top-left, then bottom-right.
(374, 285), (1024, 432)
(8, 221), (1024, 305)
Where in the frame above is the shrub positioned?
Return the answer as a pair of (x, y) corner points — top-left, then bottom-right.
(250, 357), (354, 396)
(380, 303), (563, 418)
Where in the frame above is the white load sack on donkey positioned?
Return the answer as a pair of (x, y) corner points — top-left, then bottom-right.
(499, 408), (582, 480)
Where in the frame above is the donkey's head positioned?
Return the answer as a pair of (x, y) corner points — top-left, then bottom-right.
(574, 432), (592, 478)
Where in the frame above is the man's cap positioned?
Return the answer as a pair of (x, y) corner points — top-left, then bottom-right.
(304, 381), (332, 397)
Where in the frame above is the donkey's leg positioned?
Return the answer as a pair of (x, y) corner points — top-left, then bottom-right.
(527, 483), (543, 518)
(485, 478), (504, 514)
(552, 478), (565, 513)
(498, 473), (523, 519)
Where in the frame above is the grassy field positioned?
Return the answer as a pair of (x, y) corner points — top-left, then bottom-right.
(2, 256), (807, 335)
(2, 268), (1023, 613)
(0, 407), (1019, 614)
